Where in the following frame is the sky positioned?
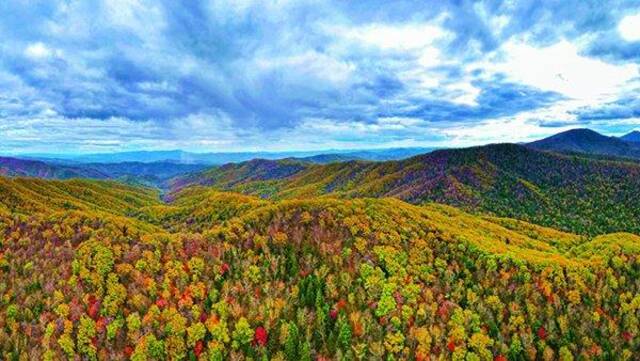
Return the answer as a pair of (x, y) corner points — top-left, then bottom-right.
(1, 0), (639, 154)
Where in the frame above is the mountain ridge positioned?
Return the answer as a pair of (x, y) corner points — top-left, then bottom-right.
(171, 142), (640, 235)
(527, 128), (640, 158)
(0, 157), (207, 187)
(14, 147), (435, 165)
(621, 130), (640, 143)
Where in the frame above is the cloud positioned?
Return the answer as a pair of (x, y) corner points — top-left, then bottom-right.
(24, 42), (59, 60)
(485, 40), (637, 102)
(332, 22), (449, 51)
(618, 13), (640, 42)
(1, 0), (640, 153)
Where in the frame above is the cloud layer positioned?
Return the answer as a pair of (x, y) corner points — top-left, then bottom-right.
(1, 0), (639, 153)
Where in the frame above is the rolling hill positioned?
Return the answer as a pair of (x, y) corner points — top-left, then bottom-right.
(0, 177), (639, 359)
(171, 143), (640, 235)
(0, 177), (160, 217)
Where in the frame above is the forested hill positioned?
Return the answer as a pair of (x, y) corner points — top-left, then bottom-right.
(0, 177), (160, 220)
(0, 157), (109, 180)
(171, 143), (640, 236)
(1, 177), (640, 359)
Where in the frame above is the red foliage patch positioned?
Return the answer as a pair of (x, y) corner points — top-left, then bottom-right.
(96, 317), (107, 333)
(87, 300), (100, 320)
(155, 297), (167, 309)
(447, 340), (456, 352)
(124, 346), (133, 357)
(194, 340), (204, 357)
(537, 326), (547, 340)
(336, 298), (348, 311)
(329, 308), (338, 320)
(437, 303), (449, 319)
(254, 326), (268, 347)
(220, 263), (230, 275)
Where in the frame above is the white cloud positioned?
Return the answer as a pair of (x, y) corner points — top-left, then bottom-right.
(24, 42), (57, 60)
(297, 116), (429, 134)
(377, 116), (426, 127)
(255, 51), (356, 85)
(440, 113), (577, 146)
(330, 22), (449, 51)
(103, 0), (166, 44)
(326, 19), (488, 108)
(618, 13), (640, 42)
(137, 81), (177, 92)
(481, 40), (638, 103)
(449, 82), (481, 106)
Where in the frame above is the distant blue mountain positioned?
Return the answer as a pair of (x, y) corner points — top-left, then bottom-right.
(620, 131), (640, 143)
(0, 157), (207, 188)
(0, 157), (109, 179)
(0, 147), (437, 189)
(17, 147), (436, 165)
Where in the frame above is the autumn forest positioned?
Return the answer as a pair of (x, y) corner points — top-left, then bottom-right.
(3, 134), (640, 361)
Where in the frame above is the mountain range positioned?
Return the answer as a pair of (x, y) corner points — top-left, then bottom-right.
(17, 147), (435, 165)
(0, 157), (207, 187)
(3, 128), (640, 359)
(2, 127), (640, 234)
(170, 141), (640, 235)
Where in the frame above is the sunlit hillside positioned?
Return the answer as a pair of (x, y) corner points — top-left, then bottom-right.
(2, 177), (640, 360)
(171, 144), (640, 236)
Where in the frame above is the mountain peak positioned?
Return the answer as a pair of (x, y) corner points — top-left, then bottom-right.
(546, 128), (608, 140)
(528, 128), (640, 158)
(621, 130), (640, 143)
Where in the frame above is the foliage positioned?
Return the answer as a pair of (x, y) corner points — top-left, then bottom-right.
(172, 143), (640, 236)
(1, 176), (640, 360)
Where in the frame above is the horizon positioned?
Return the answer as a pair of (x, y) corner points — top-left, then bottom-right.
(2, 145), (437, 158)
(0, 127), (637, 158)
(1, 1), (639, 154)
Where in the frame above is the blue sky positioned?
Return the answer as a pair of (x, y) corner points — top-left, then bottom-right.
(1, 0), (639, 153)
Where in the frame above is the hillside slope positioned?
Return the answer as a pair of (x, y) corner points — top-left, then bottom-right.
(0, 177), (160, 218)
(171, 143), (640, 235)
(0, 179), (639, 359)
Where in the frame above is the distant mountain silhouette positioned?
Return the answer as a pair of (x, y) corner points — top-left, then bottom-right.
(620, 130), (640, 143)
(19, 147), (435, 165)
(0, 157), (108, 179)
(527, 128), (640, 159)
(0, 157), (206, 187)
